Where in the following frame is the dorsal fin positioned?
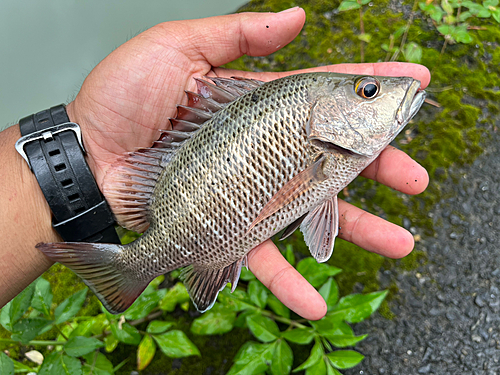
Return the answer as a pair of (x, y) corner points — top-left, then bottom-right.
(103, 77), (264, 233)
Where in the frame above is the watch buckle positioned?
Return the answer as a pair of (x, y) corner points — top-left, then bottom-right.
(15, 122), (85, 171)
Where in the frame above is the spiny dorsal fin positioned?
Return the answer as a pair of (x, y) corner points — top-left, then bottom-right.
(103, 77), (264, 233)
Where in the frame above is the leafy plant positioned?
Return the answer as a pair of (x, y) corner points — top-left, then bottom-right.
(338, 0), (372, 62)
(339, 0), (500, 64)
(0, 247), (387, 374)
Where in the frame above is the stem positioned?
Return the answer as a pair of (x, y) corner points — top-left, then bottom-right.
(92, 309), (163, 340)
(0, 338), (66, 346)
(259, 309), (308, 329)
(385, 34), (394, 62)
(54, 324), (69, 341)
(359, 5), (365, 63)
(391, 0), (419, 61)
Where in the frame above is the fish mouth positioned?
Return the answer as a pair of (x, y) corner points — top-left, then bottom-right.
(396, 80), (426, 128)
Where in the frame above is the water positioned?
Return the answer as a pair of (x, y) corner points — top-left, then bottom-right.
(0, 0), (247, 130)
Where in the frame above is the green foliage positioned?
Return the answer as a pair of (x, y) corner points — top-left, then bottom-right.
(0, 257), (385, 374)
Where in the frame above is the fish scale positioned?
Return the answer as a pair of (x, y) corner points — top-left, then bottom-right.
(37, 72), (425, 314)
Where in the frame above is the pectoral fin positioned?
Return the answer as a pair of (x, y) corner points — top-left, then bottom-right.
(300, 195), (339, 263)
(248, 156), (328, 232)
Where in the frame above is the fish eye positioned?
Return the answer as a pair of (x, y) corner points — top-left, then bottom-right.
(355, 77), (380, 99)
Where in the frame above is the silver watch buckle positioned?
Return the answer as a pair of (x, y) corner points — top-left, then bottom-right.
(15, 122), (85, 171)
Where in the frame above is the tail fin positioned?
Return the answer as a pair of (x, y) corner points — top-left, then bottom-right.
(37, 242), (149, 314)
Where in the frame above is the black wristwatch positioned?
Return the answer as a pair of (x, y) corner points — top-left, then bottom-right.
(15, 104), (120, 243)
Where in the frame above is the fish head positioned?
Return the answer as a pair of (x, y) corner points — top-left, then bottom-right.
(307, 74), (426, 157)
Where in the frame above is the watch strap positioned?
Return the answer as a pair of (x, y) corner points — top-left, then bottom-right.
(18, 105), (120, 243)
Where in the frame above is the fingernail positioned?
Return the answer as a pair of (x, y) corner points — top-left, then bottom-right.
(278, 6), (300, 13)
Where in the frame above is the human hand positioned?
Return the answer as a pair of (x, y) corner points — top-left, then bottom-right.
(67, 7), (430, 320)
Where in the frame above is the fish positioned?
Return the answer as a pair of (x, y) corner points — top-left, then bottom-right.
(37, 72), (426, 314)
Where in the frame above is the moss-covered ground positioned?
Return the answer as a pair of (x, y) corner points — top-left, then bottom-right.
(3, 0), (500, 373)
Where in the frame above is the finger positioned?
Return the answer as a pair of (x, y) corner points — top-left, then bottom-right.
(215, 61), (431, 89)
(247, 239), (327, 321)
(170, 8), (306, 67)
(337, 199), (414, 258)
(361, 146), (429, 195)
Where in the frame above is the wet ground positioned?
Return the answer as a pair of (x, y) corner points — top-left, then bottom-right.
(345, 126), (500, 375)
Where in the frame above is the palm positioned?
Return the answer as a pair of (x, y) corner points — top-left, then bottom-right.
(70, 28), (217, 187)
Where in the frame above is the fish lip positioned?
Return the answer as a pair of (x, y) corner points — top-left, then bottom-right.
(396, 80), (426, 128)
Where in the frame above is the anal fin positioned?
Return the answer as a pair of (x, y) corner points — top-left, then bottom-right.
(300, 196), (339, 263)
(181, 255), (248, 312)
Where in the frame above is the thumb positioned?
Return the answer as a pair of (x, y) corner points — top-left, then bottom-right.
(165, 7), (306, 67)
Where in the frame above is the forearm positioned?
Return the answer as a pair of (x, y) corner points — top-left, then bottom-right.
(0, 125), (58, 307)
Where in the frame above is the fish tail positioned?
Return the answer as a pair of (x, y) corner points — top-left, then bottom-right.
(37, 242), (148, 314)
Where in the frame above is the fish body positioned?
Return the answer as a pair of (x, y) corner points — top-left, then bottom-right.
(38, 72), (426, 313)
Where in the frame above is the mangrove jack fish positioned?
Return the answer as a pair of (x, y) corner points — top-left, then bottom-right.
(38, 72), (426, 314)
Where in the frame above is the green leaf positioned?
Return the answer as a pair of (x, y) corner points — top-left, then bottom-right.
(419, 3), (445, 22)
(492, 8), (500, 22)
(393, 25), (407, 39)
(32, 278), (53, 316)
(228, 341), (274, 375)
(270, 340), (293, 375)
(191, 308), (236, 335)
(65, 336), (104, 357)
(484, 0), (499, 7)
(358, 33), (372, 43)
(305, 357), (326, 375)
(9, 283), (35, 325)
(137, 334), (156, 371)
(309, 314), (343, 335)
(104, 333), (119, 353)
(159, 282), (190, 312)
(319, 278), (339, 311)
(0, 301), (12, 331)
(491, 8), (500, 23)
(297, 258), (341, 288)
(218, 288), (254, 312)
(326, 350), (364, 369)
(403, 42), (423, 63)
(452, 25), (473, 43)
(124, 285), (166, 320)
(360, 0), (371, 4)
(153, 330), (200, 358)
(89, 314), (109, 336)
(246, 314), (280, 342)
(146, 320), (175, 334)
(82, 352), (114, 375)
(11, 318), (52, 344)
(458, 10), (473, 21)
(338, 0), (361, 11)
(39, 352), (82, 375)
(330, 290), (388, 323)
(293, 340), (323, 372)
(240, 267), (256, 281)
(110, 322), (141, 345)
(13, 359), (35, 373)
(248, 280), (268, 309)
(0, 352), (14, 375)
(267, 294), (290, 319)
(284, 244), (296, 266)
(324, 334), (368, 348)
(69, 320), (94, 339)
(281, 328), (315, 344)
(54, 288), (87, 325)
(441, 0), (453, 14)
